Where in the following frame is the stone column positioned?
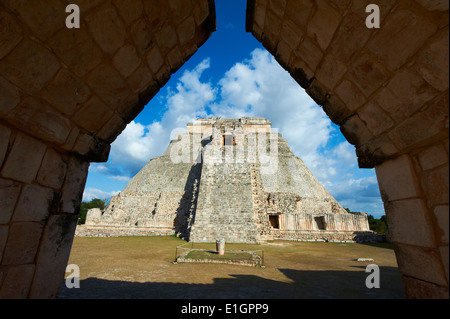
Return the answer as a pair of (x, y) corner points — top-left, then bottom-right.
(216, 238), (225, 255)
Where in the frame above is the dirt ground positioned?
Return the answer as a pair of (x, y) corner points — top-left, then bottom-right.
(58, 236), (405, 299)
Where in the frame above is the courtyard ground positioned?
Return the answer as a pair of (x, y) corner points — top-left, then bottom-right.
(58, 236), (405, 299)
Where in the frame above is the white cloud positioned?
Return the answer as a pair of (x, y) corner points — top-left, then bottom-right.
(108, 58), (216, 176)
(82, 188), (120, 202)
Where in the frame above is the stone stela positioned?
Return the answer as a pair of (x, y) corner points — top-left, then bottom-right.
(82, 117), (376, 243)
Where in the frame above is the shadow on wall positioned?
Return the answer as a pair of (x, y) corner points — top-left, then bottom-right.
(58, 267), (405, 299)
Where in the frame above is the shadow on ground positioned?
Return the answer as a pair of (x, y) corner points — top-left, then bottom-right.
(58, 266), (405, 299)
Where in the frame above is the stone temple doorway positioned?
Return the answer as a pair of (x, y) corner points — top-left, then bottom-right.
(0, 0), (448, 298)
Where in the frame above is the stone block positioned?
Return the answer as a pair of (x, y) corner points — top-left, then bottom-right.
(252, 0), (267, 31)
(0, 225), (7, 262)
(439, 245), (449, 283)
(36, 148), (67, 190)
(418, 143), (448, 171)
(8, 97), (72, 145)
(0, 39), (60, 93)
(322, 94), (352, 125)
(0, 11), (23, 60)
(146, 46), (165, 74)
(280, 19), (303, 50)
(388, 92), (448, 151)
(61, 127), (80, 153)
(113, 0), (143, 25)
(349, 52), (390, 97)
(113, 44), (141, 78)
(13, 184), (54, 222)
(1, 133), (46, 184)
(49, 27), (103, 78)
(262, 9), (282, 50)
(2, 222), (44, 265)
(85, 3), (126, 54)
(85, 63), (130, 110)
(296, 36), (323, 71)
(0, 124), (11, 166)
(334, 79), (366, 112)
(367, 8), (438, 71)
(340, 114), (374, 147)
(130, 18), (156, 56)
(0, 264), (35, 299)
(415, 0), (449, 11)
(422, 165), (449, 206)
(356, 134), (400, 168)
(385, 198), (434, 247)
(29, 214), (78, 298)
(434, 206), (449, 246)
(97, 114), (127, 143)
(329, 12), (371, 62)
(2, 0), (65, 41)
(358, 101), (394, 137)
(155, 23), (178, 54)
(58, 156), (89, 214)
(71, 133), (110, 162)
(126, 66), (154, 94)
(0, 178), (21, 224)
(415, 27), (449, 92)
(268, 0), (286, 17)
(306, 0), (342, 51)
(316, 53), (347, 90)
(394, 243), (448, 287)
(0, 76), (20, 116)
(72, 97), (114, 134)
(193, 0), (210, 25)
(375, 154), (421, 202)
(177, 16), (196, 46)
(275, 41), (292, 68)
(167, 46), (184, 71)
(169, 0), (193, 20)
(41, 69), (91, 116)
(402, 275), (449, 299)
(285, 0), (313, 29)
(376, 68), (437, 122)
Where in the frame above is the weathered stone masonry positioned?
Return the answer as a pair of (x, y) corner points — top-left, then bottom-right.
(85, 118), (372, 244)
(0, 0), (216, 298)
(246, 0), (448, 298)
(0, 0), (448, 299)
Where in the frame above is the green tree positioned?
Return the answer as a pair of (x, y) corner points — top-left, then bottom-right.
(78, 198), (106, 225)
(367, 214), (388, 234)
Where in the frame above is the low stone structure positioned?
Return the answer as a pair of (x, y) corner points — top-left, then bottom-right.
(84, 117), (374, 243)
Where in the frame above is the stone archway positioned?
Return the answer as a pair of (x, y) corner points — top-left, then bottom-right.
(0, 0), (216, 298)
(0, 0), (448, 299)
(246, 0), (448, 298)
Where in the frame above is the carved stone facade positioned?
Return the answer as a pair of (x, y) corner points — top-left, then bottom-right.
(84, 118), (371, 243)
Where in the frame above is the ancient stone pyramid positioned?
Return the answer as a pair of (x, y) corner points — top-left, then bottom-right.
(85, 117), (371, 243)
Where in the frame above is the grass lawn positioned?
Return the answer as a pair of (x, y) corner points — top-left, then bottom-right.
(184, 250), (255, 261)
(59, 235), (405, 299)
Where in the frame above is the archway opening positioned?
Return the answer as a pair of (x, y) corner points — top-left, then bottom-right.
(68, 0), (399, 300)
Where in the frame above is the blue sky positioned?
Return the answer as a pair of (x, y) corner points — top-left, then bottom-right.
(84, 0), (385, 218)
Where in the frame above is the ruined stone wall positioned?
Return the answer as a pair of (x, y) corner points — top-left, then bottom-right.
(84, 136), (202, 239)
(246, 0), (448, 298)
(0, 0), (216, 298)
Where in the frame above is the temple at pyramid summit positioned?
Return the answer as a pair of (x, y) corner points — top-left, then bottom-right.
(83, 117), (377, 243)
